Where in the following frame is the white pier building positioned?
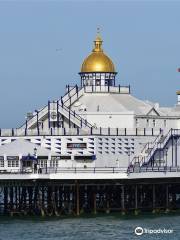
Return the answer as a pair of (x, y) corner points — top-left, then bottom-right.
(0, 34), (180, 180)
(1, 34), (180, 216)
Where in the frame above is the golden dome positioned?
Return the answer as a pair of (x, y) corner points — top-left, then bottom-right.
(81, 35), (115, 73)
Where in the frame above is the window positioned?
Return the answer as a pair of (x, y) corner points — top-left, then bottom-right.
(50, 160), (58, 168)
(8, 160), (19, 167)
(153, 119), (156, 127)
(39, 160), (47, 168)
(0, 160), (4, 167)
(96, 73), (100, 79)
(96, 80), (100, 86)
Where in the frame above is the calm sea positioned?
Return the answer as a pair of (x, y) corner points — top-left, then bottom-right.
(0, 213), (179, 240)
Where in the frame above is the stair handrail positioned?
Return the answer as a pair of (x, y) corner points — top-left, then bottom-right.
(59, 104), (93, 128)
(19, 85), (83, 129)
(142, 129), (173, 166)
(129, 130), (163, 167)
(141, 131), (163, 154)
(62, 86), (84, 107)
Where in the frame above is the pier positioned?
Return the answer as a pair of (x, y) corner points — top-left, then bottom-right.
(0, 177), (180, 216)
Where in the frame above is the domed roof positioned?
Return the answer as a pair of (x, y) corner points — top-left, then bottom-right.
(81, 35), (115, 73)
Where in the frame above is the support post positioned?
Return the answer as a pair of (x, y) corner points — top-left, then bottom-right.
(48, 101), (50, 129)
(57, 101), (59, 128)
(134, 185), (139, 215)
(76, 180), (80, 216)
(121, 185), (125, 215)
(25, 120), (28, 136)
(69, 109), (71, 128)
(152, 184), (156, 213)
(165, 184), (169, 213)
(93, 191), (96, 214)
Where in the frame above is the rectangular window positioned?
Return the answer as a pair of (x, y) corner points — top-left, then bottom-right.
(7, 160), (19, 167)
(0, 160), (4, 167)
(50, 160), (58, 168)
(39, 160), (47, 168)
(8, 160), (11, 167)
(12, 161), (15, 167)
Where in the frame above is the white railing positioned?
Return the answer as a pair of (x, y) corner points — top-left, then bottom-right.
(0, 128), (161, 137)
(130, 131), (164, 167)
(0, 167), (128, 175)
(19, 85), (83, 129)
(143, 129), (172, 165)
(59, 104), (93, 128)
(84, 85), (130, 94)
(62, 87), (84, 107)
(130, 129), (180, 168)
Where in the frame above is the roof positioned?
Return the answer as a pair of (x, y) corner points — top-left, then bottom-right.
(0, 139), (57, 156)
(71, 93), (153, 115)
(71, 92), (180, 118)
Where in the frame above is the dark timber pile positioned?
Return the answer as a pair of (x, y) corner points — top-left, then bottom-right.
(0, 179), (180, 216)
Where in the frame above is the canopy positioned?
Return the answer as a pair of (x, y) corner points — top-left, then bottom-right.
(21, 154), (37, 161)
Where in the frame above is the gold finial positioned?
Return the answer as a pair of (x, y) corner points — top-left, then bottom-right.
(93, 27), (103, 52)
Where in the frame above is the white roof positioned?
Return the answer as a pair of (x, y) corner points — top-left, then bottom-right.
(0, 139), (57, 156)
(72, 93), (154, 115)
(71, 92), (180, 117)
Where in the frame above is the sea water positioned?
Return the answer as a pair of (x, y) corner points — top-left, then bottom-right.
(0, 213), (179, 240)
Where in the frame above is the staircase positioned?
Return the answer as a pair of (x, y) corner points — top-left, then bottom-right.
(129, 129), (180, 169)
(60, 86), (84, 107)
(19, 85), (92, 129)
(58, 104), (93, 128)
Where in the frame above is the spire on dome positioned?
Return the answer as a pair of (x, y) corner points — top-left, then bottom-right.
(93, 27), (103, 52)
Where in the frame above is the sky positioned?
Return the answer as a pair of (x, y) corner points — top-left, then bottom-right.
(0, 0), (180, 128)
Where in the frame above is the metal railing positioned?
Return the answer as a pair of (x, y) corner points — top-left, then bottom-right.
(18, 85), (82, 129)
(59, 104), (93, 128)
(128, 131), (163, 167)
(84, 85), (130, 94)
(2, 165), (180, 175)
(0, 167), (128, 175)
(0, 127), (161, 137)
(129, 165), (180, 173)
(130, 129), (180, 169)
(63, 86), (84, 107)
(141, 129), (173, 166)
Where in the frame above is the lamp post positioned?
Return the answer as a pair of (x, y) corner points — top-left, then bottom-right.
(127, 148), (131, 166)
(35, 110), (39, 134)
(34, 147), (37, 157)
(34, 147), (37, 173)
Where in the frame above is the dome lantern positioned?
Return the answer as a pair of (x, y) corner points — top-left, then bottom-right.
(79, 33), (117, 87)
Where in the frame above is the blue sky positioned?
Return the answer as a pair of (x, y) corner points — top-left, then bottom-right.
(0, 0), (180, 128)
